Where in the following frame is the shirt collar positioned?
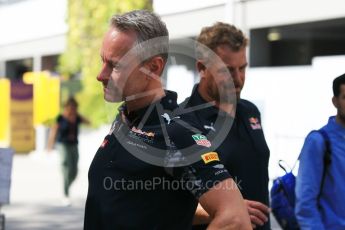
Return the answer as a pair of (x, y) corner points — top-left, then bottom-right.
(185, 84), (230, 121)
(328, 116), (345, 133)
(118, 90), (178, 127)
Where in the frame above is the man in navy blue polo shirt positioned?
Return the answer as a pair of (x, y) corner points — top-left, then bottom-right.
(83, 10), (251, 230)
(188, 22), (271, 229)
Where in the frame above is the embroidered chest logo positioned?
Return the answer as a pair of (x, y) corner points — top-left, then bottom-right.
(161, 113), (180, 124)
(204, 122), (216, 132)
(249, 117), (262, 130)
(192, 134), (211, 148)
(100, 139), (109, 148)
(129, 126), (155, 144)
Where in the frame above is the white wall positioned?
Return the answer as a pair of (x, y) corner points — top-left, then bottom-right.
(0, 0), (67, 46)
(156, 0), (345, 40)
(0, 35), (66, 62)
(154, 0), (227, 15)
(243, 55), (345, 178)
(245, 0), (345, 29)
(0, 0), (67, 75)
(158, 3), (228, 39)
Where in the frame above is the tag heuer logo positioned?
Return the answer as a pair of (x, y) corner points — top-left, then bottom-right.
(192, 134), (211, 147)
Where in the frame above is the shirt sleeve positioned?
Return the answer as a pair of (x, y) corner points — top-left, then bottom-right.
(295, 131), (326, 230)
(77, 114), (83, 125)
(166, 118), (232, 199)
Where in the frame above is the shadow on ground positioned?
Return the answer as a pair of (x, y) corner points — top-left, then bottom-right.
(3, 199), (85, 230)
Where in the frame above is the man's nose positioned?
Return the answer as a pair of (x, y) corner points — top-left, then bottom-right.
(97, 63), (111, 82)
(230, 69), (240, 82)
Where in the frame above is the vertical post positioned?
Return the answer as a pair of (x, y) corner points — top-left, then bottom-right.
(0, 212), (4, 230)
(33, 55), (42, 72)
(0, 147), (14, 230)
(0, 61), (5, 77)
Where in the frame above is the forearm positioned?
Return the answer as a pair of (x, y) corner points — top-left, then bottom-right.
(200, 179), (252, 230)
(194, 201), (254, 229)
(47, 126), (57, 150)
(207, 210), (252, 230)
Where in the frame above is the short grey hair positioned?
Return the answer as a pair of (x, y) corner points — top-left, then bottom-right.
(110, 10), (169, 63)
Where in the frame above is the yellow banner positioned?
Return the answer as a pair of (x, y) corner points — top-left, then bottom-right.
(10, 80), (35, 153)
(46, 77), (60, 123)
(0, 79), (10, 145)
(25, 72), (60, 125)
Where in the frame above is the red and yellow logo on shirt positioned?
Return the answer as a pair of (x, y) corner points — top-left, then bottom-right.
(249, 117), (262, 130)
(100, 139), (109, 148)
(201, 152), (219, 164)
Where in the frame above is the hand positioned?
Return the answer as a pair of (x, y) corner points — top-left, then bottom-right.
(244, 199), (270, 228)
(46, 146), (54, 153)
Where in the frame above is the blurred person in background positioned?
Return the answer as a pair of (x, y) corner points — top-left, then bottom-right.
(48, 97), (90, 206)
(187, 22), (270, 229)
(295, 73), (345, 229)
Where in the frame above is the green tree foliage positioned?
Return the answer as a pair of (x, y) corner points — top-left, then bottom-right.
(58, 0), (152, 127)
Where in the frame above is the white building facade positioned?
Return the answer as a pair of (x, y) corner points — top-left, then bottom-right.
(0, 0), (67, 78)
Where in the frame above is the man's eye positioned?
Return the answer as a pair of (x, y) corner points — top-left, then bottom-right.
(112, 64), (122, 72)
(217, 68), (228, 74)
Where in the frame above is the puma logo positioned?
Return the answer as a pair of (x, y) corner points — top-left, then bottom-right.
(161, 113), (180, 124)
(204, 123), (216, 132)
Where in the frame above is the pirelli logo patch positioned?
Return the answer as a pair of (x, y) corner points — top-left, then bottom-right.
(201, 152), (219, 164)
(192, 134), (211, 148)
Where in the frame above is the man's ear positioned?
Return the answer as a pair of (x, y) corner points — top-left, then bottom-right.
(196, 61), (206, 78)
(144, 56), (165, 80)
(332, 96), (339, 109)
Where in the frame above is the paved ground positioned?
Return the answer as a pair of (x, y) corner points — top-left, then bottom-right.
(1, 153), (88, 230)
(1, 127), (104, 230)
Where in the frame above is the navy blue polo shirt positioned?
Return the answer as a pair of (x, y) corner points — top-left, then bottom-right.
(183, 85), (270, 230)
(84, 90), (231, 230)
